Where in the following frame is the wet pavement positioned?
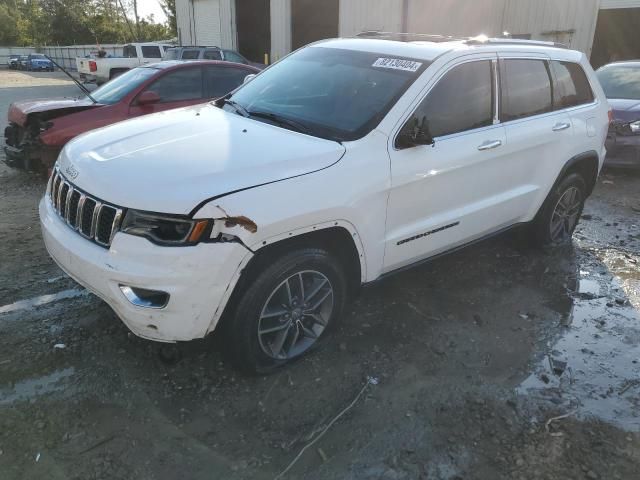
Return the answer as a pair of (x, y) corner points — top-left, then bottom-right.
(1, 72), (640, 479)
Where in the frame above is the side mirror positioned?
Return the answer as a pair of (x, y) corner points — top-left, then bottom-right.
(137, 90), (161, 106)
(396, 115), (435, 149)
(243, 74), (257, 84)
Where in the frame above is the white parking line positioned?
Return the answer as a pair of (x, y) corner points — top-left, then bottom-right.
(0, 288), (89, 315)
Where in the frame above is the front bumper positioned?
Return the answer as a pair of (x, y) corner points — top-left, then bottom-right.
(39, 197), (252, 342)
(605, 131), (640, 169)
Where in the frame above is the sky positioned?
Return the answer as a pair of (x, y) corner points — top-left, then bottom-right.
(136, 0), (168, 23)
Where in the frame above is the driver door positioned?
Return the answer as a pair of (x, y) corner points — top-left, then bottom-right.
(129, 66), (205, 117)
(384, 55), (517, 273)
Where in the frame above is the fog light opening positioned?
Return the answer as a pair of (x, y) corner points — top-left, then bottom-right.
(119, 285), (169, 309)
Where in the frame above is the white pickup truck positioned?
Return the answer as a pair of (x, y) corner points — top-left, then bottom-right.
(76, 43), (172, 85)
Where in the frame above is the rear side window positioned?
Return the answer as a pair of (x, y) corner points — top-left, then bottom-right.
(141, 46), (162, 58)
(550, 61), (594, 109)
(182, 50), (201, 60)
(500, 59), (552, 121)
(204, 49), (223, 60)
(146, 68), (203, 102)
(205, 66), (249, 98)
(223, 50), (247, 64)
(123, 45), (138, 58)
(410, 60), (494, 138)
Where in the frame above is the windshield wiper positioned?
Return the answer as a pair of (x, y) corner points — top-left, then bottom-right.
(219, 97), (250, 118)
(248, 110), (315, 136)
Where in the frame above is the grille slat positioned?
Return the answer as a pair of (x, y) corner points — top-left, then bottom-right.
(49, 167), (123, 248)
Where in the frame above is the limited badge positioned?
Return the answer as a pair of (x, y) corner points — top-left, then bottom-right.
(372, 58), (423, 72)
(65, 163), (79, 180)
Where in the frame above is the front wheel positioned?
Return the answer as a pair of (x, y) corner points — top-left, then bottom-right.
(226, 248), (348, 374)
(531, 173), (587, 247)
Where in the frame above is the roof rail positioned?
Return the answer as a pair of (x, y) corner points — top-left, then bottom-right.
(355, 31), (464, 43)
(354, 31), (568, 49)
(464, 36), (568, 49)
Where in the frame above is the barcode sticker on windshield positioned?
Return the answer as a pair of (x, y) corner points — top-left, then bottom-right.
(372, 58), (422, 72)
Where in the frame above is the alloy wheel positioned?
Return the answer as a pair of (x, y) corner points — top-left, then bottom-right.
(257, 270), (334, 360)
(549, 186), (582, 244)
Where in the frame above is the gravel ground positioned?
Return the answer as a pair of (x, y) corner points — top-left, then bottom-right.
(1, 70), (639, 480)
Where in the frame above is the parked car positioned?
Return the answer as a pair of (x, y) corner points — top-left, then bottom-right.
(8, 55), (20, 69)
(17, 55), (29, 70)
(76, 42), (173, 84)
(597, 61), (640, 168)
(4, 61), (258, 170)
(40, 37), (608, 373)
(164, 46), (265, 69)
(23, 53), (55, 71)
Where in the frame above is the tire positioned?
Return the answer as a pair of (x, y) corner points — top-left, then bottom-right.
(109, 68), (128, 80)
(531, 173), (587, 247)
(226, 248), (348, 374)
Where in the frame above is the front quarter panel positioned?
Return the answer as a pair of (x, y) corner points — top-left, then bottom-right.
(193, 130), (393, 283)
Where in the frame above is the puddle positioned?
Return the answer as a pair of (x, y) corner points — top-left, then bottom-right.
(0, 288), (88, 315)
(0, 368), (75, 405)
(518, 295), (640, 431)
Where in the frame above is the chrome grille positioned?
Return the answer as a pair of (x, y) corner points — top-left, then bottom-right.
(48, 168), (123, 248)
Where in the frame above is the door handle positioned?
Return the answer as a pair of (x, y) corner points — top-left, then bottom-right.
(552, 122), (571, 132)
(477, 140), (502, 151)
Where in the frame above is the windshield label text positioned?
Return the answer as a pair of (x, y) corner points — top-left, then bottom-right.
(372, 58), (423, 72)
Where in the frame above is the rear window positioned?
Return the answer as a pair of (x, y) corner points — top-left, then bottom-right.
(141, 46), (162, 58)
(182, 50), (201, 60)
(500, 59), (553, 121)
(596, 64), (640, 100)
(551, 61), (594, 109)
(123, 45), (137, 58)
(203, 49), (222, 60)
(164, 48), (178, 60)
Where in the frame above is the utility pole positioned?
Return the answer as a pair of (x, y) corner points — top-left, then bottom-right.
(132, 0), (141, 40)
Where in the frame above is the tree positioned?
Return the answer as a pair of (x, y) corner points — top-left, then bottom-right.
(0, 3), (20, 44)
(159, 0), (176, 36)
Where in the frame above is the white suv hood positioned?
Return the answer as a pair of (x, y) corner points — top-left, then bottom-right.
(60, 103), (345, 214)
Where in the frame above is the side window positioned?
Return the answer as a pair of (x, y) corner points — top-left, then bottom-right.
(223, 50), (247, 64)
(404, 60), (494, 140)
(145, 68), (203, 102)
(500, 59), (552, 121)
(141, 46), (162, 59)
(205, 66), (250, 98)
(182, 49), (201, 60)
(123, 45), (138, 58)
(204, 49), (223, 60)
(550, 61), (594, 109)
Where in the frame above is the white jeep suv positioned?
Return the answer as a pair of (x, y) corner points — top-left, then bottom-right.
(40, 36), (609, 373)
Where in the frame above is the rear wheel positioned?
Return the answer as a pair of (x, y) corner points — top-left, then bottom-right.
(109, 68), (128, 80)
(226, 248), (347, 374)
(531, 173), (587, 247)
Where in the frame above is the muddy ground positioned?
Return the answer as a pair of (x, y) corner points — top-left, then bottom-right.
(1, 71), (639, 480)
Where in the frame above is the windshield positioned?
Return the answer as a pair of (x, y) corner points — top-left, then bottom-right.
(597, 65), (640, 100)
(90, 67), (157, 104)
(31, 54), (46, 59)
(226, 47), (428, 141)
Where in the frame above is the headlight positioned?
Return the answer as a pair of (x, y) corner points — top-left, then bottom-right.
(120, 210), (211, 246)
(630, 121), (640, 134)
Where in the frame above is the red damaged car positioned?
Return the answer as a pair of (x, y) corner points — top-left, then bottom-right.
(4, 60), (259, 170)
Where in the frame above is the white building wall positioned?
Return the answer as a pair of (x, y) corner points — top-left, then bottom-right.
(219, 0), (237, 49)
(338, 0), (404, 37)
(271, 0), (292, 61)
(175, 0), (224, 47)
(503, 0), (600, 55)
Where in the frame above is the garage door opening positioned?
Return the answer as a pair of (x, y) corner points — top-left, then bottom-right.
(591, 8), (640, 69)
(292, 0), (340, 51)
(236, 0), (271, 64)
